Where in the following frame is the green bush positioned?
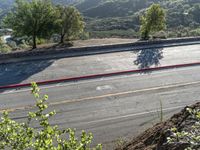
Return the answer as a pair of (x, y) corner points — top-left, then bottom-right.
(189, 28), (200, 36)
(36, 38), (47, 45)
(0, 82), (102, 150)
(90, 29), (138, 38)
(0, 38), (11, 53)
(167, 107), (200, 150)
(0, 43), (11, 53)
(152, 31), (167, 39)
(7, 40), (17, 49)
(79, 32), (90, 40)
(18, 43), (29, 49)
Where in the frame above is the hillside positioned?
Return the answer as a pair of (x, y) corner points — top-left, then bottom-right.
(79, 0), (200, 37)
(0, 0), (13, 24)
(77, 0), (151, 18)
(0, 0), (200, 38)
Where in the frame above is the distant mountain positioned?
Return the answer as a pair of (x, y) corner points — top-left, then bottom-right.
(1, 0), (199, 20)
(0, 0), (78, 8)
(1, 0), (200, 38)
(0, 0), (79, 27)
(76, 0), (151, 18)
(0, 0), (156, 18)
(75, 0), (105, 12)
(0, 0), (14, 8)
(76, 0), (199, 19)
(52, 0), (80, 5)
(0, 0), (14, 26)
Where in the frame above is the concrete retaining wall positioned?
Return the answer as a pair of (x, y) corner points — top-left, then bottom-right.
(0, 37), (200, 60)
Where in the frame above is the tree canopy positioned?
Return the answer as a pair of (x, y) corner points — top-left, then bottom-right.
(56, 6), (85, 43)
(4, 0), (58, 49)
(140, 4), (166, 40)
(1, 0), (200, 43)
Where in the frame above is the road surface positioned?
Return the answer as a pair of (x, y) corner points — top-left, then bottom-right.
(1, 66), (200, 149)
(1, 44), (200, 86)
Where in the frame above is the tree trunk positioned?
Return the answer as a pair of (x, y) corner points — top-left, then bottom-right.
(32, 35), (37, 49)
(60, 33), (65, 43)
(141, 24), (151, 40)
(144, 30), (149, 40)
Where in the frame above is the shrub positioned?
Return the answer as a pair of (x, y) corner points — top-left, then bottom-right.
(18, 43), (29, 49)
(0, 82), (102, 150)
(189, 28), (200, 36)
(90, 29), (138, 38)
(79, 32), (90, 40)
(0, 38), (11, 53)
(167, 107), (200, 150)
(7, 40), (17, 50)
(152, 31), (167, 39)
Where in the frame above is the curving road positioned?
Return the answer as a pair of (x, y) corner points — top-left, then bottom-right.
(1, 44), (200, 149)
(1, 65), (200, 149)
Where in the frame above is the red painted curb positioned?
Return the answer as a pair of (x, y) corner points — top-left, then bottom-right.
(1, 62), (200, 90)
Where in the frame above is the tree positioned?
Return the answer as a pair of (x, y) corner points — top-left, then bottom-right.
(189, 4), (200, 24)
(56, 6), (85, 43)
(140, 4), (166, 40)
(0, 82), (102, 150)
(3, 0), (58, 49)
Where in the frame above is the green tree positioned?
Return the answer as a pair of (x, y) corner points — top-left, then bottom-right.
(0, 82), (102, 150)
(56, 6), (85, 43)
(3, 0), (58, 49)
(189, 4), (200, 24)
(140, 4), (166, 40)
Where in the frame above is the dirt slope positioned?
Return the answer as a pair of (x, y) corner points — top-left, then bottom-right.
(117, 102), (200, 150)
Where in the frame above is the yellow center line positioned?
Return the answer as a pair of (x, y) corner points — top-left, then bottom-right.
(49, 80), (200, 106)
(1, 80), (200, 113)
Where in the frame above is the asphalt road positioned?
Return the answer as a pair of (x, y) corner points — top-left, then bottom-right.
(1, 66), (200, 149)
(1, 44), (200, 86)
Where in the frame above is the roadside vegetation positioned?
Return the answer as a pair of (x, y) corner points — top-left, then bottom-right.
(56, 6), (85, 44)
(3, 0), (85, 49)
(79, 0), (200, 38)
(0, 0), (200, 52)
(140, 4), (166, 40)
(167, 108), (200, 150)
(0, 37), (11, 53)
(1, 1), (166, 52)
(0, 82), (102, 150)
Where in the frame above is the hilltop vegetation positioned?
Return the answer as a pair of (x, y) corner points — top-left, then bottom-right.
(78, 0), (200, 37)
(0, 0), (13, 24)
(1, 0), (200, 38)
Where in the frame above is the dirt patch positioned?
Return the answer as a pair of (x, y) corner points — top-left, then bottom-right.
(116, 102), (200, 150)
(6, 38), (137, 53)
(36, 38), (137, 50)
(72, 38), (137, 47)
